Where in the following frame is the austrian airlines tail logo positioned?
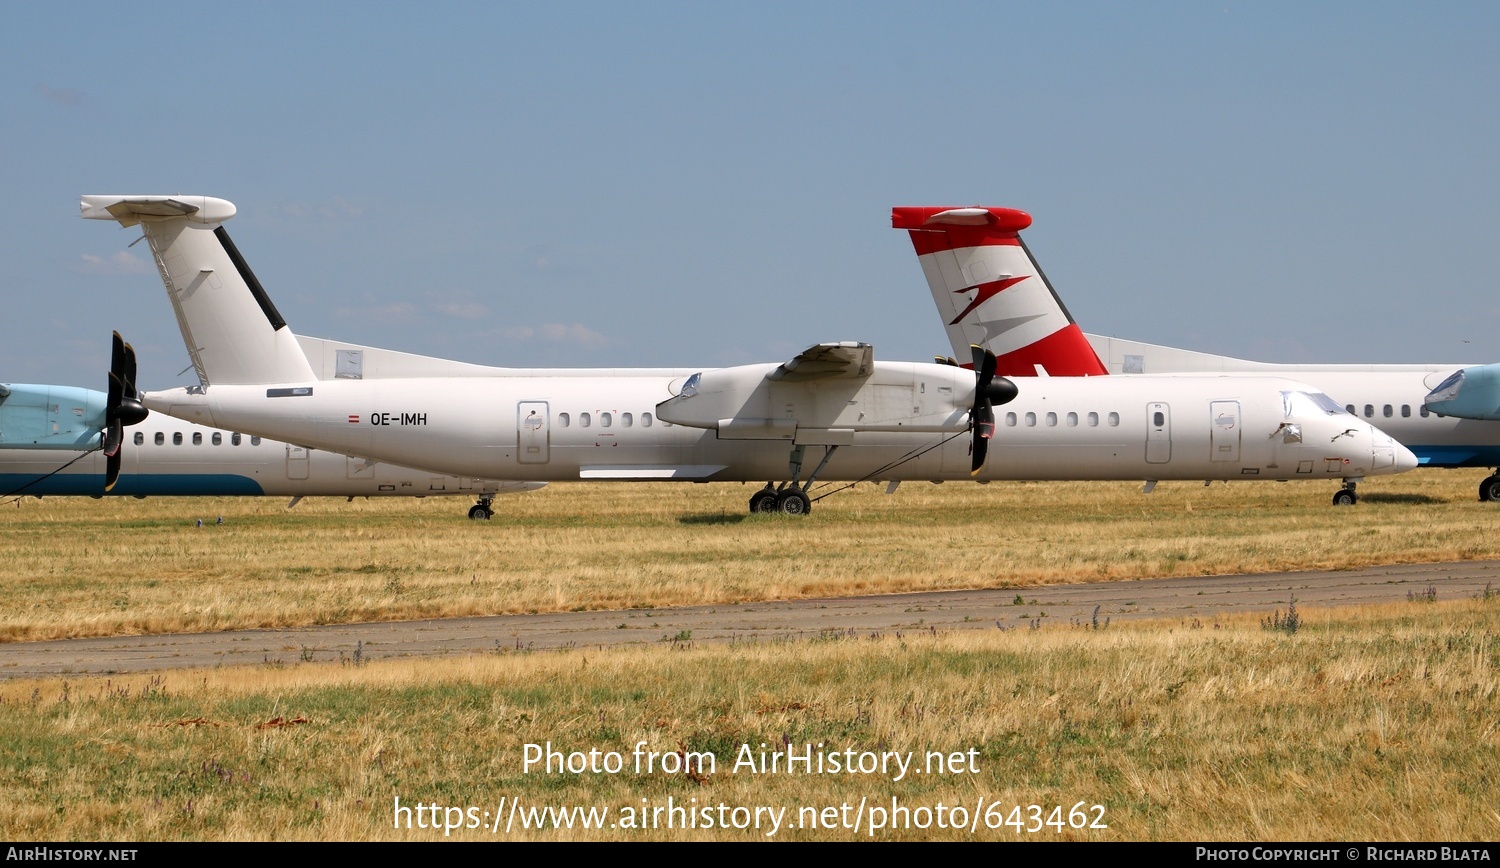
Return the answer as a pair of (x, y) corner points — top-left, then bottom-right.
(951, 276), (1029, 325)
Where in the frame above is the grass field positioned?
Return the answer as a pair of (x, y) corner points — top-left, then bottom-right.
(2, 471), (1498, 840)
(1, 600), (1495, 840)
(3, 470), (1500, 641)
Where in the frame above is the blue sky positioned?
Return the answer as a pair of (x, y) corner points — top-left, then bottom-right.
(3, 2), (1498, 391)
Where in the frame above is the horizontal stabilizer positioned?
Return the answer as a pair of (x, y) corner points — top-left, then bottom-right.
(80, 195), (237, 227)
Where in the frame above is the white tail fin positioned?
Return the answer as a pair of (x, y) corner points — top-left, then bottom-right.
(81, 195), (315, 386)
(891, 206), (1106, 377)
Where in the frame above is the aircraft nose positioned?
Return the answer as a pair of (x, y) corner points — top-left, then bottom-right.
(1369, 426), (1418, 475)
(1393, 441), (1419, 474)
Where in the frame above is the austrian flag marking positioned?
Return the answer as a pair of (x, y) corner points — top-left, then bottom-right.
(347, 415), (360, 424)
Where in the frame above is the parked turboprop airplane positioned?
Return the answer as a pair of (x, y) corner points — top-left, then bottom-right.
(893, 204), (1495, 503)
(81, 194), (1414, 515)
(0, 381), (541, 515)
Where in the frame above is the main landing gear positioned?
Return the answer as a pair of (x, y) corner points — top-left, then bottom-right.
(1479, 471), (1500, 502)
(468, 495), (495, 520)
(749, 444), (838, 516)
(750, 484), (812, 515)
(1332, 480), (1358, 506)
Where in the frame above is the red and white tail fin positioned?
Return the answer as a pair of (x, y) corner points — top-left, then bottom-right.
(892, 206), (1106, 377)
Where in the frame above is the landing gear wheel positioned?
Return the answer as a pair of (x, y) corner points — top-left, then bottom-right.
(775, 489), (811, 515)
(468, 504), (493, 520)
(749, 489), (779, 514)
(1481, 475), (1500, 502)
(1332, 489), (1358, 506)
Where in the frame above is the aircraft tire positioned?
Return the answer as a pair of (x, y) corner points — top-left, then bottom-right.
(1332, 489), (1358, 506)
(776, 489), (811, 515)
(749, 489), (779, 514)
(1481, 476), (1500, 502)
(468, 505), (493, 521)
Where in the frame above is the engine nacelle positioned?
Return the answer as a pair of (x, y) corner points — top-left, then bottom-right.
(0, 384), (105, 449)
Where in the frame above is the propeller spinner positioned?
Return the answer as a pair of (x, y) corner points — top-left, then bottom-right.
(103, 331), (149, 491)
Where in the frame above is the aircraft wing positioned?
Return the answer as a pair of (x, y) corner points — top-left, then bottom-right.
(767, 342), (873, 381)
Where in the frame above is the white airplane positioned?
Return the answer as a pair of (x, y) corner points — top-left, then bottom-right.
(80, 194), (1414, 515)
(894, 204), (1488, 504)
(0, 380), (541, 516)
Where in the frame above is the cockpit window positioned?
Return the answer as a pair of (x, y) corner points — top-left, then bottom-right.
(1282, 390), (1346, 418)
(1428, 369), (1464, 403)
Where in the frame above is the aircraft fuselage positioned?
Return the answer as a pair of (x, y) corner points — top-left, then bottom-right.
(144, 370), (1407, 485)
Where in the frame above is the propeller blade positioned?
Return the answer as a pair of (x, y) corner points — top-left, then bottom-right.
(103, 331), (149, 491)
(968, 346), (1004, 476)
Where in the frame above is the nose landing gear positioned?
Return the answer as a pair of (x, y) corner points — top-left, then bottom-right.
(468, 496), (495, 520)
(1479, 471), (1500, 502)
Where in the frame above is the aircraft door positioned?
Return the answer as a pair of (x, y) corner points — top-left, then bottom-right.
(1145, 402), (1171, 464)
(286, 444), (310, 480)
(518, 401), (550, 465)
(1210, 401), (1241, 462)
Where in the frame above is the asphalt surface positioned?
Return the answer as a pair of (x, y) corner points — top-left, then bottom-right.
(3, 560), (1496, 679)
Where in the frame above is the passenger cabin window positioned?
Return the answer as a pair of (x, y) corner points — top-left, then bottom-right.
(1364, 405), (1374, 418)
(1088, 412), (1099, 427)
(622, 413), (633, 428)
(1066, 412), (1078, 427)
(1045, 412), (1057, 427)
(1420, 405), (1431, 418)
(1401, 405), (1411, 417)
(601, 412), (612, 428)
(154, 432), (164, 446)
(192, 432), (203, 445)
(1108, 412), (1120, 427)
(1005, 412), (1017, 427)
(173, 432), (183, 446)
(1024, 412), (1037, 427)
(1383, 404), (1393, 418)
(212, 432), (222, 445)
(642, 413), (653, 427)
(580, 412), (592, 428)
(1346, 404), (1356, 415)
(558, 412), (570, 428)
(1153, 411), (1165, 427)
(251, 436), (261, 446)
(232, 433), (242, 446)
(133, 432), (143, 446)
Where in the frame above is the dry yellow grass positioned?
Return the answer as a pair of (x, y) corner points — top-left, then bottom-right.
(1, 598), (1494, 840)
(4, 469), (1500, 641)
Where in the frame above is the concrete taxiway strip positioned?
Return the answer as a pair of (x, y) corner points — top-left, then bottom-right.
(2, 560), (1496, 679)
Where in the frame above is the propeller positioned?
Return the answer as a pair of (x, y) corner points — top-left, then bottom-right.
(103, 331), (149, 491)
(969, 344), (1018, 475)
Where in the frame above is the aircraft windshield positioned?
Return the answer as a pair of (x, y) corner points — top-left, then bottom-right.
(1281, 390), (1346, 419)
(1427, 369), (1464, 403)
